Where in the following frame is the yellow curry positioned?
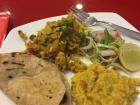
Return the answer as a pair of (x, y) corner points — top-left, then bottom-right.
(71, 64), (140, 105)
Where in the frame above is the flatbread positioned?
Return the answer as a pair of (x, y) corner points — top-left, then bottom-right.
(5, 71), (65, 105)
(0, 53), (59, 90)
(60, 73), (71, 105)
(0, 53), (71, 105)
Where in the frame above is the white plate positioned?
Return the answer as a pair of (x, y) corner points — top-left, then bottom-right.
(0, 12), (140, 105)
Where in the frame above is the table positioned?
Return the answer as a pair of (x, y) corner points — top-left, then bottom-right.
(0, 0), (140, 31)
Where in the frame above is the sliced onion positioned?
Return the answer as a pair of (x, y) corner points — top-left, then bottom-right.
(92, 30), (120, 43)
(81, 36), (93, 50)
(92, 32), (104, 43)
(109, 29), (120, 37)
(109, 63), (131, 74)
(101, 55), (118, 63)
(100, 50), (116, 57)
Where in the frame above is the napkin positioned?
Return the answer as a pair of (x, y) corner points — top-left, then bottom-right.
(0, 12), (10, 48)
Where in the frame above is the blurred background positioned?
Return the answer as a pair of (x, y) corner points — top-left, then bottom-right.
(0, 0), (140, 31)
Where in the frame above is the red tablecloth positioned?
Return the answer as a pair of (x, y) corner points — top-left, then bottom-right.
(0, 0), (140, 31)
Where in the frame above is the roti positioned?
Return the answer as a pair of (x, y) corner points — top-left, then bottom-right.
(5, 71), (65, 105)
(0, 53), (56, 89)
(60, 73), (71, 105)
(0, 52), (71, 105)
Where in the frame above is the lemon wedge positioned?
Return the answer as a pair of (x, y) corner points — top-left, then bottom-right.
(119, 43), (140, 72)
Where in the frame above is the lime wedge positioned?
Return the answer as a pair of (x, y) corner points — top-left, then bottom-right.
(119, 43), (140, 72)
